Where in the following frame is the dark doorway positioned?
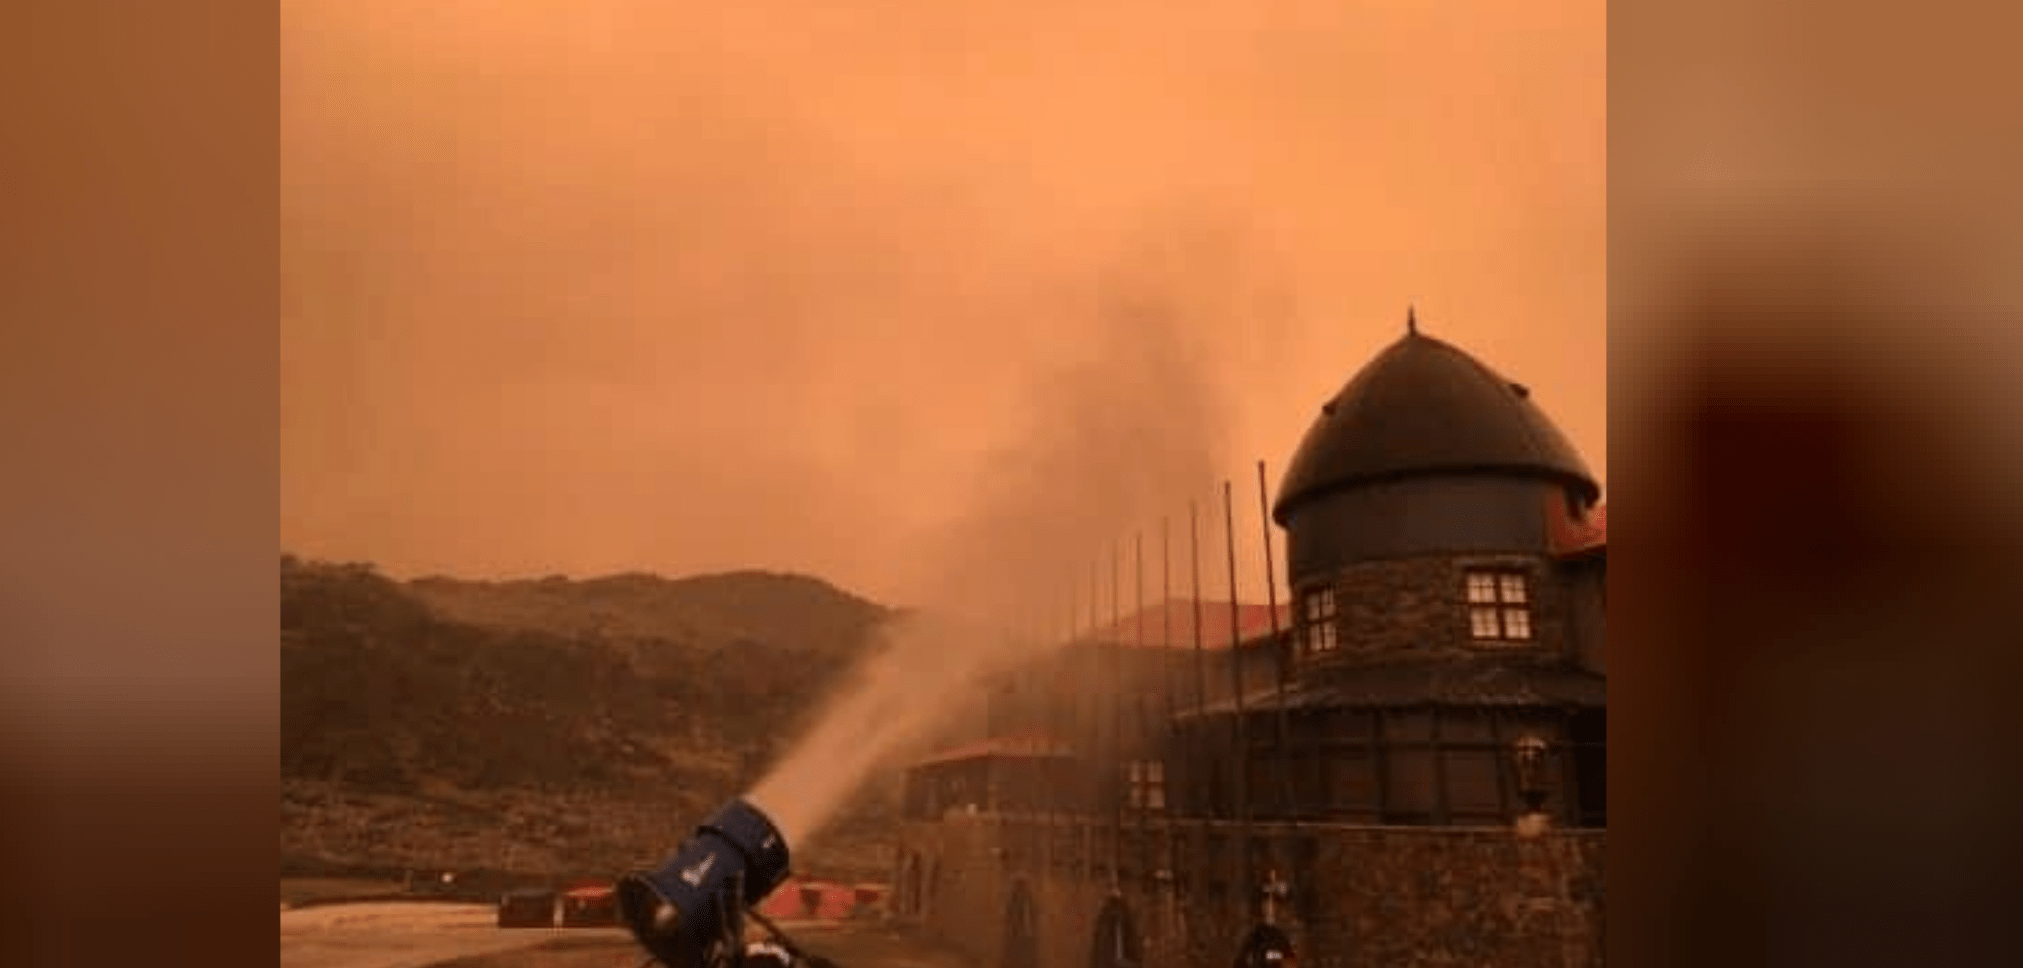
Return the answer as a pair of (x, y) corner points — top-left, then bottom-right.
(1002, 881), (1039, 968)
(897, 854), (922, 917)
(1570, 709), (1606, 827)
(1089, 898), (1141, 968)
(1234, 924), (1296, 968)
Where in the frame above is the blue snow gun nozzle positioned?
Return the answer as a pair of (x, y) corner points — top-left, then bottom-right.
(617, 797), (794, 968)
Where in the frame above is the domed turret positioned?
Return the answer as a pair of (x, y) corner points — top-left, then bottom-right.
(1273, 315), (1599, 582)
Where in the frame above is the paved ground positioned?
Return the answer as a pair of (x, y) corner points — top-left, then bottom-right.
(280, 904), (980, 968)
(434, 925), (981, 968)
(279, 902), (626, 968)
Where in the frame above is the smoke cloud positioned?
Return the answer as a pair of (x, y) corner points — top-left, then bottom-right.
(282, 0), (1609, 605)
(750, 216), (1267, 850)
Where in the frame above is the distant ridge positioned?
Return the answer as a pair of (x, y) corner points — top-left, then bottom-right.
(407, 566), (889, 655)
(279, 554), (899, 881)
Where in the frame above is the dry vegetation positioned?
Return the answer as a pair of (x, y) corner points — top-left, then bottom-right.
(279, 876), (410, 906)
(281, 556), (901, 883)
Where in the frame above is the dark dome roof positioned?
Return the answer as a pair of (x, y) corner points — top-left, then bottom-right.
(1273, 327), (1598, 523)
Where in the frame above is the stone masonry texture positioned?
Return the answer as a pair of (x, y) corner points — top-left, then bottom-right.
(897, 816), (1604, 968)
(1303, 554), (1573, 665)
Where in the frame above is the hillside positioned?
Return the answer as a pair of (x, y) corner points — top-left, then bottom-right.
(280, 555), (901, 882)
(408, 570), (886, 658)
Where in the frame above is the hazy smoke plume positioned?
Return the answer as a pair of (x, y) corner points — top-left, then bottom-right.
(282, 1), (1608, 601)
(750, 224), (1257, 851)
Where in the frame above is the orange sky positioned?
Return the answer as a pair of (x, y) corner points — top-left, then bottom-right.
(281, 0), (1606, 609)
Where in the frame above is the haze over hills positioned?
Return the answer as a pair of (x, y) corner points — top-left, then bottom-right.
(408, 569), (892, 659)
(279, 554), (904, 882)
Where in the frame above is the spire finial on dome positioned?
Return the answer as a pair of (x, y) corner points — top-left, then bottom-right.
(1406, 304), (1418, 335)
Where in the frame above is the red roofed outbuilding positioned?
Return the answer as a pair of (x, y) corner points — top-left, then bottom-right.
(903, 730), (1085, 818)
(1081, 599), (1293, 651)
(757, 879), (875, 921)
(559, 883), (617, 927)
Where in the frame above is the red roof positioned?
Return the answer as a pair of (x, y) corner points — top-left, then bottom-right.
(757, 879), (861, 920)
(1080, 599), (1291, 650)
(1546, 497), (1608, 558)
(909, 731), (1074, 768)
(810, 886), (856, 920)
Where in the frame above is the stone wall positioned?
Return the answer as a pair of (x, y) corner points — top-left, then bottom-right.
(1562, 559), (1605, 674)
(1299, 554), (1574, 664)
(900, 814), (1603, 968)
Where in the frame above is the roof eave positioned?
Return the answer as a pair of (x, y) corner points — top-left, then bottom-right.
(1275, 465), (1600, 525)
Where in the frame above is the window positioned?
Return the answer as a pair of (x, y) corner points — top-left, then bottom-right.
(1127, 760), (1166, 811)
(1301, 584), (1339, 653)
(1443, 750), (1507, 819)
(1323, 749), (1377, 817)
(1370, 711), (1435, 822)
(1288, 748), (1325, 814)
(1382, 747), (1437, 822)
(1326, 708), (1372, 738)
(1465, 569), (1532, 642)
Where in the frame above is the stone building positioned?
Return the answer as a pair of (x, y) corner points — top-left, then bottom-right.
(892, 319), (1607, 968)
(904, 603), (1290, 822)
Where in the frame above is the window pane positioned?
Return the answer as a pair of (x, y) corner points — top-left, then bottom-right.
(1470, 606), (1501, 638)
(1147, 786), (1166, 810)
(1466, 573), (1498, 603)
(1384, 748), (1438, 817)
(1288, 749), (1324, 811)
(1328, 710), (1373, 738)
(1317, 623), (1339, 651)
(1318, 587), (1336, 616)
(1246, 758), (1276, 799)
(1148, 760), (1165, 781)
(1532, 747), (1565, 803)
(1444, 751), (1505, 816)
(1499, 573), (1528, 603)
(1325, 749), (1377, 810)
(1503, 608), (1532, 640)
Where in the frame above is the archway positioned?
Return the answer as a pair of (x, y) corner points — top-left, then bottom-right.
(1233, 924), (1296, 968)
(895, 853), (922, 917)
(909, 855), (926, 915)
(1001, 880), (1039, 968)
(1089, 897), (1142, 968)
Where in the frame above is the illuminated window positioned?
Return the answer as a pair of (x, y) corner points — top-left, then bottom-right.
(1301, 585), (1339, 653)
(1465, 569), (1532, 642)
(1127, 760), (1166, 811)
